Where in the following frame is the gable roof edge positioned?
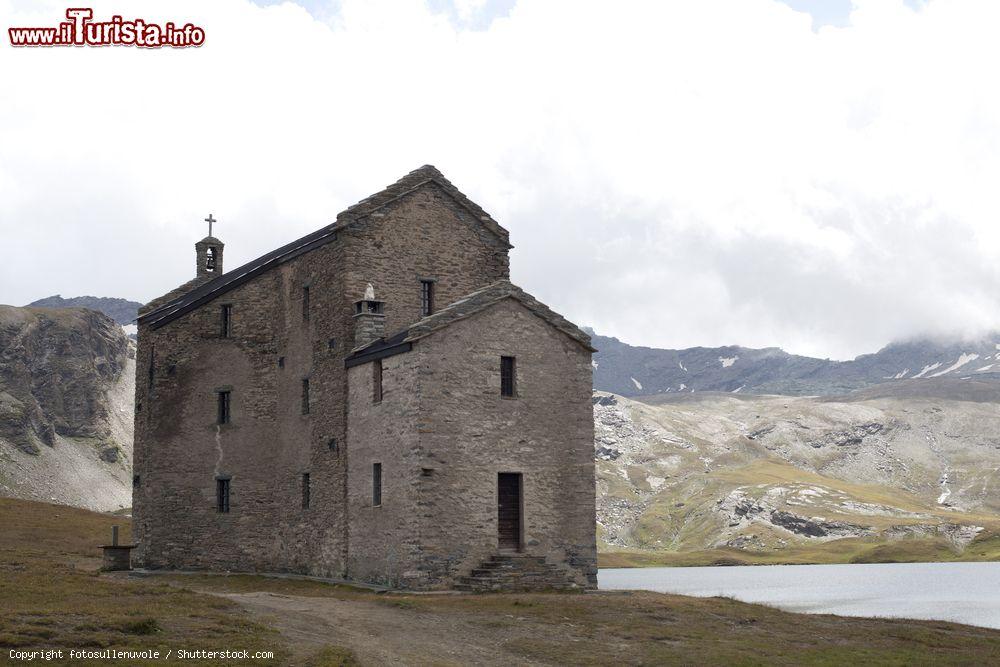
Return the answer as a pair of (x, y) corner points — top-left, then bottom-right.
(402, 281), (596, 353)
(334, 166), (512, 248)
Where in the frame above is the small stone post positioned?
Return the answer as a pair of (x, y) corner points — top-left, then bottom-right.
(101, 525), (135, 571)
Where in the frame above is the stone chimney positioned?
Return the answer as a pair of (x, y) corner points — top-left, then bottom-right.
(195, 237), (224, 279)
(353, 283), (385, 349)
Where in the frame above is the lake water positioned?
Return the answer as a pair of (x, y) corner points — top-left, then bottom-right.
(599, 561), (1000, 629)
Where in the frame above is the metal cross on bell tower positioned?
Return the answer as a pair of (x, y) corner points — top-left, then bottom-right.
(204, 213), (217, 238)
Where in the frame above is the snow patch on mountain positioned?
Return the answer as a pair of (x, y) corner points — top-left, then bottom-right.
(631, 377), (642, 390)
(719, 356), (738, 368)
(913, 362), (942, 379)
(928, 353), (979, 377)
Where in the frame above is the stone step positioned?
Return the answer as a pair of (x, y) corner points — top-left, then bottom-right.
(474, 564), (556, 572)
(456, 553), (580, 592)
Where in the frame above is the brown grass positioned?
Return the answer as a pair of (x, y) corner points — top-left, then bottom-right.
(2, 497), (1000, 666)
(600, 528), (1000, 569)
(0, 498), (352, 666)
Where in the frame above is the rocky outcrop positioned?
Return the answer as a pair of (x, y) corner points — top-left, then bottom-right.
(26, 295), (142, 326)
(594, 390), (1000, 558)
(0, 306), (135, 511)
(0, 306), (131, 450)
(806, 421), (894, 449)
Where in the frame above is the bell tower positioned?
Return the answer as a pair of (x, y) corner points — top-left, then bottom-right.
(195, 213), (224, 278)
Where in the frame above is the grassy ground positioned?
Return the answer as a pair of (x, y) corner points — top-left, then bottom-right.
(0, 498), (353, 666)
(159, 572), (1000, 666)
(600, 530), (1000, 568)
(2, 497), (1000, 665)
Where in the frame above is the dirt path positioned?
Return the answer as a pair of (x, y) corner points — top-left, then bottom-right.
(211, 590), (553, 666)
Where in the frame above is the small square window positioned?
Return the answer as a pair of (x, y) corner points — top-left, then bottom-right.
(328, 438), (338, 452)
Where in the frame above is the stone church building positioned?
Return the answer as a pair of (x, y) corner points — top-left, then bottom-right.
(133, 166), (597, 590)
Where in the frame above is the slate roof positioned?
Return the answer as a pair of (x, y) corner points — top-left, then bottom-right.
(139, 165), (510, 330)
(139, 224), (339, 329)
(345, 280), (596, 367)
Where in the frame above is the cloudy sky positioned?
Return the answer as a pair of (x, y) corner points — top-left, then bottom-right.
(2, 0), (1000, 360)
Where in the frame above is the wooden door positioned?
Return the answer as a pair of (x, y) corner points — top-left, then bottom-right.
(498, 473), (522, 551)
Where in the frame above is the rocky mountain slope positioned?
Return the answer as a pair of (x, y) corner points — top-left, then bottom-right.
(0, 306), (134, 511)
(26, 295), (142, 326)
(592, 331), (1000, 397)
(595, 382), (1000, 563)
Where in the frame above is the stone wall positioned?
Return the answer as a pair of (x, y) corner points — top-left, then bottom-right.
(341, 183), (510, 338)
(133, 253), (348, 575)
(134, 178), (512, 579)
(345, 353), (424, 587)
(345, 298), (596, 590)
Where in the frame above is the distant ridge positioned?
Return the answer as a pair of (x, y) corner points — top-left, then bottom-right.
(26, 295), (141, 326)
(591, 331), (1000, 397)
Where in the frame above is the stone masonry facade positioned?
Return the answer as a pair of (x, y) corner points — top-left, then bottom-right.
(133, 166), (597, 590)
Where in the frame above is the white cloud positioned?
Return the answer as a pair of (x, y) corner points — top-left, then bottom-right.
(2, 0), (1000, 360)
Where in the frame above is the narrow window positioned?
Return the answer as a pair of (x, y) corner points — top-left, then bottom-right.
(278, 356), (285, 369)
(221, 304), (232, 338)
(373, 359), (383, 404)
(133, 475), (141, 489)
(302, 286), (310, 322)
(420, 280), (435, 317)
(372, 463), (382, 507)
(216, 478), (230, 513)
(302, 473), (310, 510)
(328, 438), (338, 452)
(301, 378), (310, 415)
(501, 356), (517, 398)
(217, 390), (231, 424)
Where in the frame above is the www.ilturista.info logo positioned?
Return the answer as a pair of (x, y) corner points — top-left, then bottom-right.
(9, 8), (205, 48)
